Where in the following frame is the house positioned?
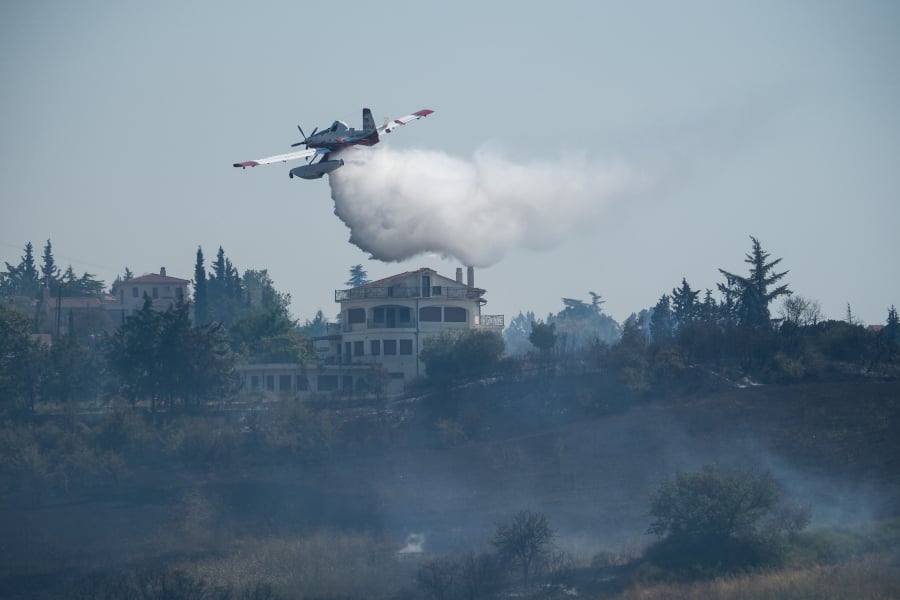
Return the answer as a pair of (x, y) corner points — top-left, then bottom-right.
(237, 266), (504, 398)
(106, 267), (191, 320)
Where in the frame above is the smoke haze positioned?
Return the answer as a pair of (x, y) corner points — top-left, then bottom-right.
(328, 146), (650, 267)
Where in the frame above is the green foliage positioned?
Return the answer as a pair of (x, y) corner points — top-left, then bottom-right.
(0, 303), (46, 415)
(647, 464), (810, 576)
(550, 296), (621, 352)
(491, 510), (554, 585)
(420, 329), (504, 387)
(503, 310), (537, 356)
(528, 319), (557, 353)
(345, 264), (370, 287)
(1, 241), (40, 298)
(718, 236), (791, 329)
(106, 298), (233, 411)
(230, 304), (310, 364)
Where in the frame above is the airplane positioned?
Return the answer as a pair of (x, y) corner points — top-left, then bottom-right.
(233, 107), (434, 180)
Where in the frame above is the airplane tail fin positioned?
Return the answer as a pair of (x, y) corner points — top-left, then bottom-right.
(362, 108), (376, 132)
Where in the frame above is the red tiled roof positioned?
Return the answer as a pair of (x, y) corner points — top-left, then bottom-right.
(129, 273), (190, 284)
(360, 268), (433, 288)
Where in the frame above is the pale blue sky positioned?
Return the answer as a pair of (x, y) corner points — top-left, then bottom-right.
(2, 1), (898, 326)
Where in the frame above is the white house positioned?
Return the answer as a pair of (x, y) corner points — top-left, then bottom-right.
(106, 267), (191, 320)
(237, 267), (504, 398)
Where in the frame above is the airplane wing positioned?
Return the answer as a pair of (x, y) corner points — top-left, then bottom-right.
(378, 109), (434, 134)
(233, 147), (320, 168)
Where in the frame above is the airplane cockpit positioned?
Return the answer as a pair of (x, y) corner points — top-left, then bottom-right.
(330, 120), (349, 133)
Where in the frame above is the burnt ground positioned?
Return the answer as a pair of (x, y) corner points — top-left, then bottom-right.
(1, 377), (898, 597)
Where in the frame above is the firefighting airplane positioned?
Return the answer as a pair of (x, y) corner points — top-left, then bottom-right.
(233, 107), (434, 180)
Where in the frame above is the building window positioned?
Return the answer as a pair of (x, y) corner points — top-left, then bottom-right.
(318, 375), (339, 391)
(399, 307), (411, 322)
(176, 287), (183, 300)
(296, 375), (309, 391)
(266, 375), (274, 391)
(354, 341), (364, 356)
(344, 342), (352, 360)
(347, 308), (365, 324)
(132, 287), (139, 298)
(383, 339), (397, 355)
(250, 375), (259, 390)
(279, 375), (292, 391)
(373, 307), (385, 323)
(422, 275), (431, 297)
(420, 306), (441, 322)
(432, 286), (442, 296)
(444, 307), (467, 322)
(343, 375), (354, 391)
(399, 339), (413, 355)
(152, 287), (159, 299)
(370, 340), (381, 355)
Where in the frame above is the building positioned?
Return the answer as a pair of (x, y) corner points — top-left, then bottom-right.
(237, 267), (504, 398)
(106, 267), (191, 320)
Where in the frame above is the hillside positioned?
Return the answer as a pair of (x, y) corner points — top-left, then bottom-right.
(1, 374), (898, 598)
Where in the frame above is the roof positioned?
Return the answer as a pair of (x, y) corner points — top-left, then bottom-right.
(360, 268), (434, 288)
(129, 273), (190, 285)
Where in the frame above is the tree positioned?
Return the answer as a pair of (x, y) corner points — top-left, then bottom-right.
(0, 303), (47, 415)
(420, 330), (504, 388)
(718, 236), (791, 328)
(1, 241), (40, 298)
(503, 310), (537, 356)
(40, 239), (60, 291)
(528, 320), (557, 354)
(550, 296), (620, 353)
(647, 464), (810, 574)
(345, 264), (370, 287)
(491, 510), (554, 586)
(671, 278), (700, 329)
(107, 297), (233, 411)
(416, 558), (457, 600)
(193, 246), (208, 325)
(649, 294), (674, 343)
(779, 294), (822, 327)
(298, 309), (329, 337)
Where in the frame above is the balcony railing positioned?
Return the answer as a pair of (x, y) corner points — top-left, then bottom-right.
(335, 286), (479, 302)
(475, 314), (505, 328)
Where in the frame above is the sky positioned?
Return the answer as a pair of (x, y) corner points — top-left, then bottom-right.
(2, 1), (898, 327)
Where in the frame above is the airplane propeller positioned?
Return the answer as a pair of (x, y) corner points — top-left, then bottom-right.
(291, 125), (318, 148)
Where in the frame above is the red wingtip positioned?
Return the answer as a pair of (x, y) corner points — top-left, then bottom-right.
(413, 109), (434, 117)
(233, 161), (259, 168)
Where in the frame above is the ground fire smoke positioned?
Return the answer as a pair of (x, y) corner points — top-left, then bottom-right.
(328, 146), (649, 267)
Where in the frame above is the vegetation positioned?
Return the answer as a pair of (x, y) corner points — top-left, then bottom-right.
(646, 464), (811, 575)
(0, 235), (898, 598)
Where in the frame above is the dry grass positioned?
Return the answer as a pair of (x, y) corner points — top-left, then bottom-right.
(179, 531), (421, 599)
(613, 554), (900, 600)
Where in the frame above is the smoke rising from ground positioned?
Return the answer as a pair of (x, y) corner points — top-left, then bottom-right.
(328, 146), (650, 267)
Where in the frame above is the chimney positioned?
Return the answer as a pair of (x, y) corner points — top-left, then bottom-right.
(466, 266), (474, 289)
(456, 268), (463, 284)
(160, 267), (167, 277)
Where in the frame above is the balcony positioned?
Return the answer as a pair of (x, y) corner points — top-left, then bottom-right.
(475, 314), (505, 329)
(335, 286), (480, 302)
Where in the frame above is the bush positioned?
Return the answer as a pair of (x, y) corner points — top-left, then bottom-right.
(646, 464), (810, 576)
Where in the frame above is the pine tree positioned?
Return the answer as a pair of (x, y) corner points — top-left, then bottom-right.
(650, 294), (674, 342)
(2, 242), (40, 297)
(718, 236), (791, 328)
(41, 239), (59, 291)
(671, 278), (700, 330)
(193, 246), (208, 325)
(346, 264), (370, 287)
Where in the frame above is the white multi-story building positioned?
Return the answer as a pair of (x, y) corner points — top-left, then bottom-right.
(238, 267), (504, 398)
(105, 267), (190, 320)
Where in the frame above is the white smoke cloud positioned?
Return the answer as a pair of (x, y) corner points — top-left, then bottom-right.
(328, 146), (651, 267)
